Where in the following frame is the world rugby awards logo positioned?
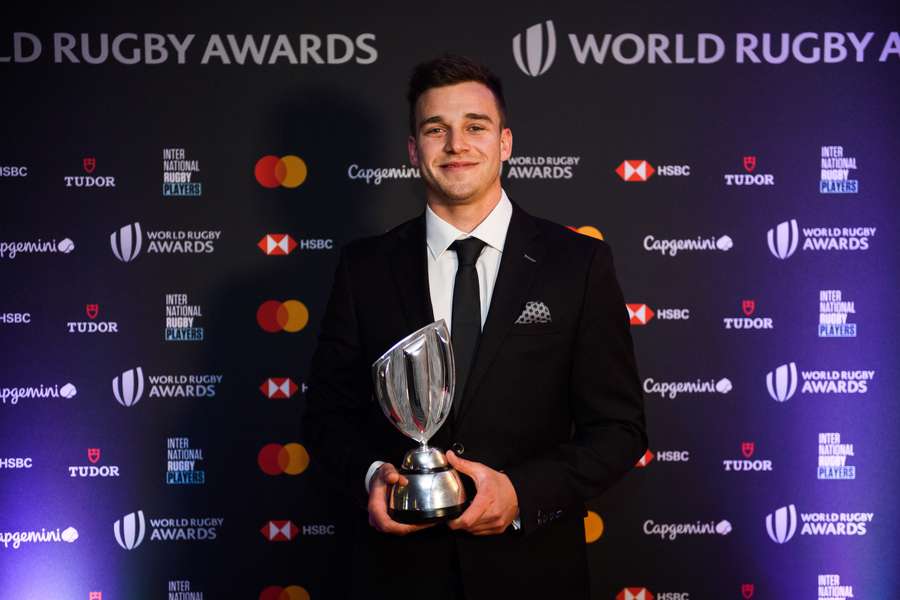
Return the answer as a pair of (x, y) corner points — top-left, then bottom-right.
(111, 222), (142, 263)
(513, 20), (556, 77)
(113, 367), (144, 407)
(766, 504), (798, 543)
(114, 510), (146, 550)
(767, 219), (799, 259)
(766, 362), (798, 402)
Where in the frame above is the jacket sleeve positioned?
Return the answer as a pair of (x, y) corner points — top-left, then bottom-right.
(503, 242), (648, 534)
(302, 247), (377, 509)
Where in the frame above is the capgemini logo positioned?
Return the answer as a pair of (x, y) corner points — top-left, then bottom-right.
(513, 20), (557, 77)
(113, 510), (146, 550)
(766, 362), (798, 402)
(767, 219), (799, 259)
(112, 367), (144, 407)
(111, 222), (142, 263)
(765, 504), (797, 543)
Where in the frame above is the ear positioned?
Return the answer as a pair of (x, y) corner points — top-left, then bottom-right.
(407, 135), (420, 167)
(500, 127), (513, 162)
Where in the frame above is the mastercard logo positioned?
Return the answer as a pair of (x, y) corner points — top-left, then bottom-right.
(584, 510), (604, 543)
(258, 443), (310, 475)
(255, 155), (308, 189)
(567, 225), (604, 240)
(259, 586), (310, 600)
(257, 300), (309, 333)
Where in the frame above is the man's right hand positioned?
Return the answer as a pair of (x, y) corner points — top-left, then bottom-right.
(367, 463), (435, 535)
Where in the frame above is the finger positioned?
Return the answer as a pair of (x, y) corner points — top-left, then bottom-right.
(446, 450), (481, 478)
(377, 464), (409, 487)
(448, 493), (491, 530)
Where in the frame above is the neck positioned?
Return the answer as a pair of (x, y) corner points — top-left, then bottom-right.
(426, 186), (502, 233)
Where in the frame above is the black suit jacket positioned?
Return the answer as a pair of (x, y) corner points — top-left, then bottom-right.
(303, 201), (647, 600)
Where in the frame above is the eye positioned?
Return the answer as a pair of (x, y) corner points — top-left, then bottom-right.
(468, 124), (486, 132)
(424, 126), (445, 135)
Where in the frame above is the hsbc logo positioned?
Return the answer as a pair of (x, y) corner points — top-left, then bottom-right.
(113, 367), (145, 407)
(261, 520), (298, 542)
(635, 449), (690, 467)
(114, 510), (146, 550)
(513, 20), (557, 77)
(766, 362), (798, 402)
(626, 304), (690, 325)
(260, 377), (304, 399)
(617, 589), (653, 600)
(616, 160), (690, 182)
(257, 234), (334, 255)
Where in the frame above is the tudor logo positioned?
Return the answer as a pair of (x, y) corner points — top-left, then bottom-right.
(626, 304), (654, 325)
(741, 442), (755, 459)
(766, 362), (798, 402)
(261, 520), (298, 542)
(617, 589), (653, 600)
(767, 219), (799, 260)
(111, 222), (143, 263)
(258, 234), (297, 256)
(743, 156), (757, 173)
(742, 299), (755, 317)
(766, 504), (798, 543)
(85, 304), (99, 320)
(87, 448), (101, 464)
(616, 160), (655, 182)
(83, 157), (96, 174)
(512, 20), (557, 77)
(260, 377), (299, 399)
(742, 583), (755, 599)
(113, 367), (145, 407)
(114, 510), (146, 550)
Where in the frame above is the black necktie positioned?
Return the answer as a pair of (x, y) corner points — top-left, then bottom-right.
(450, 237), (487, 418)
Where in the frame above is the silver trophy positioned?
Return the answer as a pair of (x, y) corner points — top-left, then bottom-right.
(372, 320), (468, 523)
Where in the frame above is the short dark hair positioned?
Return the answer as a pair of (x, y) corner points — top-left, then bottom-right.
(406, 54), (508, 135)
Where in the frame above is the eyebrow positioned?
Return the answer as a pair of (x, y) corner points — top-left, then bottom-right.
(419, 113), (494, 129)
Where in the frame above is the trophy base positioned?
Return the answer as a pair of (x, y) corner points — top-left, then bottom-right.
(389, 503), (467, 524)
(388, 445), (468, 524)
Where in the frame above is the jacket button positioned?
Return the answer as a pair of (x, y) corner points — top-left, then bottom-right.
(451, 442), (465, 455)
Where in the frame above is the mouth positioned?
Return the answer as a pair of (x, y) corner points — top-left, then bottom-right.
(440, 161), (478, 171)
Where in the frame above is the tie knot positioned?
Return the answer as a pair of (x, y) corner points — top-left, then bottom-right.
(451, 237), (487, 266)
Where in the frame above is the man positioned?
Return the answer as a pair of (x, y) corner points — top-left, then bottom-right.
(303, 55), (647, 599)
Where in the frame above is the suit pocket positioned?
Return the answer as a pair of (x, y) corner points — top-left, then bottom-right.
(508, 322), (561, 336)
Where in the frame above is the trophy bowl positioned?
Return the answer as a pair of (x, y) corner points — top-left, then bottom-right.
(372, 320), (468, 523)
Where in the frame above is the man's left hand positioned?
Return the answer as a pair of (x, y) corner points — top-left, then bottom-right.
(446, 450), (519, 535)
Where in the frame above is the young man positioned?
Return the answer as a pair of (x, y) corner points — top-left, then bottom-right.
(304, 55), (647, 600)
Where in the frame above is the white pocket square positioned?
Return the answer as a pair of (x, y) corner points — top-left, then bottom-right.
(515, 301), (552, 324)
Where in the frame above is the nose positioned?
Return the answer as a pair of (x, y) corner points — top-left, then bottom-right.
(443, 129), (469, 154)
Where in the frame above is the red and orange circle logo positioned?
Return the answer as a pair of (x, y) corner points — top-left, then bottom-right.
(254, 155), (308, 188)
(258, 443), (310, 476)
(259, 586), (310, 600)
(257, 300), (309, 333)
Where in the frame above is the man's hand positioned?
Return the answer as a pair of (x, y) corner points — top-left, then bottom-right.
(367, 463), (435, 535)
(446, 450), (519, 535)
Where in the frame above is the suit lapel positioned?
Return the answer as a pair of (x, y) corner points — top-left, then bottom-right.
(454, 203), (543, 426)
(389, 214), (434, 333)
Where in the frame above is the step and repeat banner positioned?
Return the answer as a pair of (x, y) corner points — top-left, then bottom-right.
(2, 2), (899, 599)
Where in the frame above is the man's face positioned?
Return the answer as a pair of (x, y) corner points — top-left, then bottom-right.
(408, 81), (512, 206)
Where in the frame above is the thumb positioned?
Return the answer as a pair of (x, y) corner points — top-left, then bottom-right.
(446, 450), (480, 477)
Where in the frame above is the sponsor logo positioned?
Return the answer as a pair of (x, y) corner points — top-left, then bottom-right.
(347, 163), (419, 185)
(162, 147), (202, 196)
(0, 457), (33, 469)
(169, 581), (203, 599)
(765, 361), (874, 402)
(90, 593), (102, 600)
(505, 155), (581, 179)
(616, 159), (691, 182)
(167, 437), (205, 485)
(258, 234), (333, 255)
(513, 20), (557, 76)
(584, 510), (604, 543)
(0, 525), (79, 549)
(818, 574), (854, 600)
(0, 236), (74, 259)
(1, 382), (76, 406)
(820, 146), (858, 193)
(723, 441), (773, 472)
(64, 157), (116, 188)
(114, 510), (223, 549)
(259, 586), (310, 600)
(722, 299), (773, 330)
(765, 504), (873, 542)
(261, 520), (298, 542)
(111, 222), (221, 262)
(112, 367), (223, 407)
(617, 589), (690, 600)
(742, 584), (754, 599)
(258, 443), (310, 476)
(567, 225), (604, 240)
(68, 447), (120, 478)
(643, 518), (732, 540)
(818, 432), (856, 480)
(255, 155), (308, 188)
(0, 312), (32, 324)
(635, 449), (690, 467)
(819, 289), (857, 337)
(257, 300), (309, 333)
(643, 234), (733, 256)
(724, 155), (774, 186)
(626, 304), (691, 325)
(260, 377), (304, 399)
(766, 218), (875, 259)
(643, 377), (731, 399)
(0, 165), (28, 177)
(165, 293), (205, 341)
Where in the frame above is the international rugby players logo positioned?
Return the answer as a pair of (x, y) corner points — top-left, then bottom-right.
(111, 222), (143, 263)
(114, 510), (146, 550)
(766, 362), (798, 402)
(513, 20), (557, 77)
(765, 504), (798, 543)
(767, 219), (799, 259)
(112, 367), (145, 407)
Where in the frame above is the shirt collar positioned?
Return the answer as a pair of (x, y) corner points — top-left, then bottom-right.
(425, 189), (513, 259)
